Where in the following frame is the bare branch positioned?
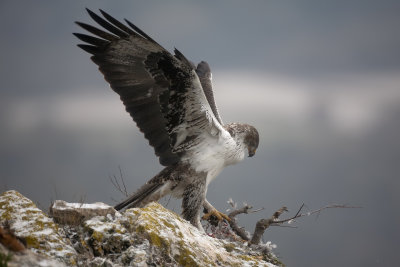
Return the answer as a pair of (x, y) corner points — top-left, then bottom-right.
(249, 204), (361, 245)
(225, 203), (264, 241)
(250, 206), (288, 245)
(272, 204), (361, 225)
(228, 219), (250, 241)
(228, 205), (252, 218)
(227, 200), (264, 219)
(205, 198), (360, 248)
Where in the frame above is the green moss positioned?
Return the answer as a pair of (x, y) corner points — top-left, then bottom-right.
(215, 253), (242, 267)
(264, 253), (285, 267)
(133, 205), (172, 249)
(24, 235), (41, 249)
(114, 227), (125, 234)
(140, 213), (159, 226)
(223, 243), (235, 252)
(0, 252), (12, 267)
(147, 231), (163, 247)
(68, 257), (77, 266)
(80, 239), (88, 248)
(88, 234), (104, 257)
(0, 210), (12, 221)
(0, 193), (15, 221)
(135, 223), (170, 250)
(161, 219), (175, 229)
(91, 230), (104, 242)
(0, 191), (78, 266)
(174, 239), (218, 267)
(174, 246), (199, 267)
(25, 209), (40, 215)
(128, 202), (281, 267)
(238, 255), (252, 261)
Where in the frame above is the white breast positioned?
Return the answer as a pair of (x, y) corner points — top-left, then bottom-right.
(182, 129), (246, 186)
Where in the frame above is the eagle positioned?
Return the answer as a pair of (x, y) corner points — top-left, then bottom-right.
(75, 9), (259, 230)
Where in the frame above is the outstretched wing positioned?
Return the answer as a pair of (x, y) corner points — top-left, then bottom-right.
(196, 61), (224, 125)
(75, 9), (225, 166)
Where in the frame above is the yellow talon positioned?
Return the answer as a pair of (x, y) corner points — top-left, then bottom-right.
(202, 208), (231, 222)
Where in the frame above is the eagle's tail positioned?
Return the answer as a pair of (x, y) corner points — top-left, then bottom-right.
(114, 182), (165, 211)
(114, 165), (179, 211)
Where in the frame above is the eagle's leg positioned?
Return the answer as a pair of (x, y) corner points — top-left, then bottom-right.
(202, 199), (231, 222)
(182, 176), (206, 230)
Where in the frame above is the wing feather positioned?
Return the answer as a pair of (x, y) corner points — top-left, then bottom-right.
(196, 61), (224, 125)
(99, 9), (136, 36)
(76, 44), (100, 55)
(73, 33), (109, 47)
(86, 8), (129, 38)
(75, 22), (118, 42)
(75, 9), (225, 166)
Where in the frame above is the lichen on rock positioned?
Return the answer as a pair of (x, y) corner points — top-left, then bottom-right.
(82, 213), (131, 256)
(0, 190), (282, 266)
(123, 202), (279, 267)
(0, 190), (77, 266)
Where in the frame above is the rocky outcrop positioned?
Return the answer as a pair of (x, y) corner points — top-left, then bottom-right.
(0, 190), (282, 266)
(0, 191), (76, 266)
(50, 200), (116, 226)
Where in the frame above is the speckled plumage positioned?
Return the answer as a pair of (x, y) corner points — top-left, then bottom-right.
(75, 9), (259, 230)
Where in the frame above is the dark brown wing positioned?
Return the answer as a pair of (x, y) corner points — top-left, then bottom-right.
(75, 9), (178, 166)
(74, 9), (226, 166)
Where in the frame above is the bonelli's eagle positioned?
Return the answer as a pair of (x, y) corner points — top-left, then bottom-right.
(75, 9), (259, 230)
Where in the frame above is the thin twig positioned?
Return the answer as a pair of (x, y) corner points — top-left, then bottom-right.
(109, 166), (129, 197)
(249, 203), (361, 245)
(273, 224), (298, 229)
(118, 165), (128, 196)
(228, 205), (253, 218)
(251, 207), (265, 213)
(79, 194), (86, 208)
(272, 204), (361, 225)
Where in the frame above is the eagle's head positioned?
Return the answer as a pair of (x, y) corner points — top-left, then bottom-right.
(243, 125), (259, 157)
(225, 123), (259, 158)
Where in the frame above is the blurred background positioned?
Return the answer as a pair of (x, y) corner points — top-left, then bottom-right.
(1, 1), (399, 266)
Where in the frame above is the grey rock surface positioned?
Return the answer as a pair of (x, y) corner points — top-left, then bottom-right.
(0, 190), (282, 266)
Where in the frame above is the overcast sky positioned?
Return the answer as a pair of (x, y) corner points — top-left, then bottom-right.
(1, 1), (400, 266)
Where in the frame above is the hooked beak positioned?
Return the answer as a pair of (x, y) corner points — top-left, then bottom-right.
(248, 148), (256, 157)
